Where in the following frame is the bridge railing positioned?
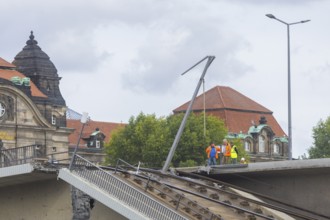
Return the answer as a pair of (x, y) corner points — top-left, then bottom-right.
(113, 159), (222, 220)
(0, 145), (46, 168)
(70, 154), (188, 220)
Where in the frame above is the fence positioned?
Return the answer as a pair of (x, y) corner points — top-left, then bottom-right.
(0, 145), (46, 168)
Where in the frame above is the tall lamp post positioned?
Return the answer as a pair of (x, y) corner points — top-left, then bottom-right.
(69, 112), (89, 170)
(266, 14), (310, 160)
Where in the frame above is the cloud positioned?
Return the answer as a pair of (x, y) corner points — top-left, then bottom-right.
(47, 29), (113, 72)
(1, 0), (330, 159)
(229, 0), (324, 6)
(119, 7), (253, 94)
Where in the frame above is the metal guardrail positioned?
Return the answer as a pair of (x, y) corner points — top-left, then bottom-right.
(0, 145), (46, 168)
(70, 154), (188, 220)
(45, 151), (71, 165)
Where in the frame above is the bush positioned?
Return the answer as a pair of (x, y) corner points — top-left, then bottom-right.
(179, 159), (198, 167)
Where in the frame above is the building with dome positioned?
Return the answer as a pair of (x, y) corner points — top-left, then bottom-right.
(173, 86), (288, 161)
(0, 31), (71, 157)
(12, 31), (67, 127)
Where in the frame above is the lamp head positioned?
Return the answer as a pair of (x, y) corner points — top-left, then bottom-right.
(81, 112), (89, 124)
(266, 14), (276, 19)
(301, 20), (311, 23)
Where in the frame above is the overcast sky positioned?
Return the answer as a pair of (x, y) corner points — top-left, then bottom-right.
(2, 0), (330, 158)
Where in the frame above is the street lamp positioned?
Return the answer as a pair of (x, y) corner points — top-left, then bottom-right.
(266, 14), (310, 160)
(69, 112), (89, 170)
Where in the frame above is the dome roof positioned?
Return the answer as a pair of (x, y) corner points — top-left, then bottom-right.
(12, 31), (58, 78)
(12, 31), (66, 107)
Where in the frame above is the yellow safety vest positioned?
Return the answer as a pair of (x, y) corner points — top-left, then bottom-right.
(231, 145), (237, 159)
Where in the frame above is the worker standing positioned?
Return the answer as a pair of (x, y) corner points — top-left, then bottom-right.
(206, 142), (219, 166)
(231, 144), (238, 164)
(223, 139), (231, 164)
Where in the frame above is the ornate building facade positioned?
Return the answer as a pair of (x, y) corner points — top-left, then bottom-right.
(0, 32), (71, 158)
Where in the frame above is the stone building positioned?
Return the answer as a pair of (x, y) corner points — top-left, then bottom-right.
(13, 31), (67, 128)
(173, 86), (288, 161)
(0, 32), (71, 159)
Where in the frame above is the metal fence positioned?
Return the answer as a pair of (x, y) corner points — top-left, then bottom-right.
(70, 154), (188, 220)
(0, 145), (46, 168)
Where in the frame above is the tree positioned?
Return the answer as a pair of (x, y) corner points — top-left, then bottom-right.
(105, 112), (228, 168)
(105, 113), (169, 167)
(308, 116), (330, 159)
(166, 113), (227, 167)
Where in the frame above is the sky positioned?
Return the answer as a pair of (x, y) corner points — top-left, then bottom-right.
(1, 0), (330, 158)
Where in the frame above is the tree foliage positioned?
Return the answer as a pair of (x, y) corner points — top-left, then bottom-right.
(308, 116), (330, 158)
(105, 113), (169, 167)
(104, 112), (228, 168)
(166, 113), (227, 167)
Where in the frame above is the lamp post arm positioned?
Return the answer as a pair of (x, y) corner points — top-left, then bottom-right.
(274, 17), (288, 25)
(289, 21), (304, 25)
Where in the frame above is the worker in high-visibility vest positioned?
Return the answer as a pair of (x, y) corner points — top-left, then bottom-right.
(231, 144), (238, 164)
(223, 139), (231, 164)
(206, 143), (220, 166)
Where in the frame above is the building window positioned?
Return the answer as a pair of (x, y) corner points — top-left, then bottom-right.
(96, 141), (100, 148)
(0, 102), (6, 118)
(51, 115), (56, 125)
(244, 141), (251, 152)
(259, 135), (265, 153)
(274, 143), (279, 154)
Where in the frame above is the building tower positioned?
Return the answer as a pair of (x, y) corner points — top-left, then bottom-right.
(12, 31), (67, 127)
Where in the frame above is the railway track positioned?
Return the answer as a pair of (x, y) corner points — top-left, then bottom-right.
(100, 165), (324, 220)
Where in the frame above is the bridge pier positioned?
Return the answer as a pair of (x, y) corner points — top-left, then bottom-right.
(71, 186), (93, 220)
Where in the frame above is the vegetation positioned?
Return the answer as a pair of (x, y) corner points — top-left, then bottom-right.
(308, 116), (330, 158)
(104, 112), (228, 168)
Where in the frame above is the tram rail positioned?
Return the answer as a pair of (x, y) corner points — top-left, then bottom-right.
(100, 165), (323, 220)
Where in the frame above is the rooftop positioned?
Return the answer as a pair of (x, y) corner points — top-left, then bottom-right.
(173, 85), (286, 136)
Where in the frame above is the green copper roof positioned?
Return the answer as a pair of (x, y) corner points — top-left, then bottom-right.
(248, 124), (269, 134)
(273, 136), (289, 143)
(91, 131), (100, 136)
(226, 133), (252, 140)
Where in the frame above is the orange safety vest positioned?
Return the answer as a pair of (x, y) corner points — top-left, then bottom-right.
(224, 144), (231, 157)
(206, 145), (219, 159)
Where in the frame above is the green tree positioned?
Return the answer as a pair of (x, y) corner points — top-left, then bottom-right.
(167, 113), (227, 167)
(105, 113), (169, 167)
(308, 116), (330, 158)
(105, 112), (228, 168)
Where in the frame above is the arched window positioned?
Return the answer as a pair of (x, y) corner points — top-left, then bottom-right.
(274, 143), (280, 154)
(259, 135), (265, 153)
(51, 115), (56, 125)
(244, 141), (251, 152)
